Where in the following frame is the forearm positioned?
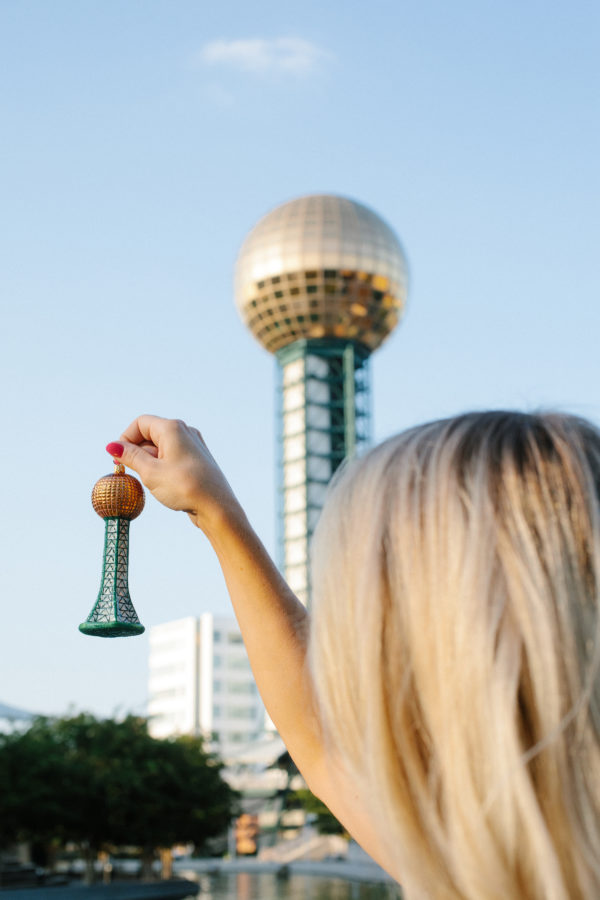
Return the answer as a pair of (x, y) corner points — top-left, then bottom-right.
(204, 504), (324, 777)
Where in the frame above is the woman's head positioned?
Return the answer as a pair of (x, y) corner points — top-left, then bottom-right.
(310, 411), (600, 899)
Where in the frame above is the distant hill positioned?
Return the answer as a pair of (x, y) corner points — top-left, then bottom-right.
(0, 701), (35, 721)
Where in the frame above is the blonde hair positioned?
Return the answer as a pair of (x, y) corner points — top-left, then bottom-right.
(309, 411), (600, 899)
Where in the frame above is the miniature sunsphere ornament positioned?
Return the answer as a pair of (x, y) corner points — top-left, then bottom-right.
(79, 463), (145, 638)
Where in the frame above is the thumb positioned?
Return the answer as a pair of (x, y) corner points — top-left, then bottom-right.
(105, 440), (157, 485)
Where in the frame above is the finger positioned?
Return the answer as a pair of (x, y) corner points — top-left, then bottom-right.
(121, 414), (169, 448)
(106, 438), (159, 484)
(138, 440), (159, 458)
(106, 440), (157, 460)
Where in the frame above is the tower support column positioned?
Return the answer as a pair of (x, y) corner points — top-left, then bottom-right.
(275, 339), (371, 606)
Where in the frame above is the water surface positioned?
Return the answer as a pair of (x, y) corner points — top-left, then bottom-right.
(183, 871), (401, 900)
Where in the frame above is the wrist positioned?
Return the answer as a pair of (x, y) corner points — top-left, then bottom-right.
(192, 492), (249, 546)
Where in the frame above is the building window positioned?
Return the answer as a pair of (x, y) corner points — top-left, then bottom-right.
(149, 686), (185, 700)
(227, 657), (251, 670)
(227, 682), (257, 695)
(225, 707), (256, 719)
(228, 633), (243, 645)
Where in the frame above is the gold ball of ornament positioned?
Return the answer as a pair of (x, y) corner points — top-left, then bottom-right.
(92, 465), (145, 520)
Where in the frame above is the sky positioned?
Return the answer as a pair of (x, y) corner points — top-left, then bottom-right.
(0, 0), (598, 719)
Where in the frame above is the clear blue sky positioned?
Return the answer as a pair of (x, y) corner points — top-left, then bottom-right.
(0, 0), (598, 718)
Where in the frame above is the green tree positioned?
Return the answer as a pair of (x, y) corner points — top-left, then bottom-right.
(289, 787), (347, 836)
(0, 717), (73, 851)
(269, 751), (346, 838)
(0, 714), (237, 879)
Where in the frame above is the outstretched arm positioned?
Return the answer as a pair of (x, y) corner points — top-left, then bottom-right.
(109, 416), (393, 878)
(111, 416), (319, 771)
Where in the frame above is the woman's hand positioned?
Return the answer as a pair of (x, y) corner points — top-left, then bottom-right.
(106, 415), (242, 538)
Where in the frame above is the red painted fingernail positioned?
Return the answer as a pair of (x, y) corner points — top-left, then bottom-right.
(106, 442), (124, 458)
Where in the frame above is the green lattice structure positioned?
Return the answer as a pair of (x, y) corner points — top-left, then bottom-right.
(80, 517), (144, 637)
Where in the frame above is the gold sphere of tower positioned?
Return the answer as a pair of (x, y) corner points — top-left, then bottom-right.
(235, 194), (408, 355)
(91, 465), (145, 520)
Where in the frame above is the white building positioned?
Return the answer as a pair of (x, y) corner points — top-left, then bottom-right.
(147, 614), (266, 760)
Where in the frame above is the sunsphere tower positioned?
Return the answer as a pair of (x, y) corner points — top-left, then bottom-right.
(235, 194), (408, 606)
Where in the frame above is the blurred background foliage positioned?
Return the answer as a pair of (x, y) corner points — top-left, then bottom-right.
(0, 714), (238, 876)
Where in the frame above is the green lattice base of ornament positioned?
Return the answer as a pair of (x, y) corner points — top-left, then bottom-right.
(80, 517), (145, 638)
